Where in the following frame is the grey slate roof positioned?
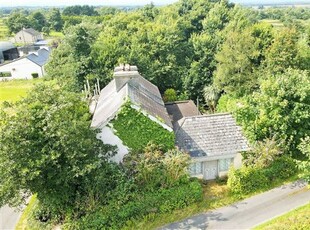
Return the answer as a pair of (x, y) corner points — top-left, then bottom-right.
(175, 113), (249, 158)
(165, 100), (200, 127)
(27, 48), (50, 66)
(23, 28), (41, 36)
(91, 66), (172, 130)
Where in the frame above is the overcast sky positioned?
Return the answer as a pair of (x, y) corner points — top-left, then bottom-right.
(0, 0), (306, 7)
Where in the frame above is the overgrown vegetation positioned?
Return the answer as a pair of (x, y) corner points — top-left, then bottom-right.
(112, 102), (175, 152)
(1, 0), (310, 229)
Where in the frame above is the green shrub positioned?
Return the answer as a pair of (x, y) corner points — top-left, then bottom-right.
(31, 73), (39, 78)
(228, 156), (297, 195)
(163, 88), (177, 102)
(228, 166), (269, 195)
(264, 156), (297, 181)
(65, 180), (202, 229)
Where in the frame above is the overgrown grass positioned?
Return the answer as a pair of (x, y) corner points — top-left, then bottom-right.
(253, 203), (310, 230)
(0, 79), (44, 103)
(46, 31), (64, 39)
(15, 195), (54, 230)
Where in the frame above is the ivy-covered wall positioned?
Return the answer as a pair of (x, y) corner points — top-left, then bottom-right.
(111, 103), (175, 152)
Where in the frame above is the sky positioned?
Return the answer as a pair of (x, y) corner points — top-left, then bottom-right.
(0, 0), (307, 7)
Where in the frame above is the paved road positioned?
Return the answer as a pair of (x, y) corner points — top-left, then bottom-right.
(0, 205), (22, 230)
(160, 180), (310, 230)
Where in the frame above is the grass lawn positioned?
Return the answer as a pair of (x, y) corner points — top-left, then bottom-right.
(253, 203), (310, 230)
(46, 30), (64, 39)
(0, 17), (9, 40)
(0, 79), (44, 103)
(260, 19), (284, 28)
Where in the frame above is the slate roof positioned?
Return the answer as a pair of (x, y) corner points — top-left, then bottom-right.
(23, 28), (41, 36)
(91, 65), (172, 130)
(165, 100), (200, 127)
(175, 113), (249, 158)
(27, 48), (50, 66)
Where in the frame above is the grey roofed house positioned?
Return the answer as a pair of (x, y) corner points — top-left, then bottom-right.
(91, 64), (172, 130)
(175, 114), (249, 158)
(14, 28), (43, 44)
(174, 113), (249, 180)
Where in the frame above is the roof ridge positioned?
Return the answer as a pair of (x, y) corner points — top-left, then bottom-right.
(184, 113), (232, 119)
(164, 100), (193, 105)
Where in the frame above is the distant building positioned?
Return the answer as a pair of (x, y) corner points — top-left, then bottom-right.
(0, 48), (50, 80)
(0, 42), (19, 63)
(14, 28), (43, 44)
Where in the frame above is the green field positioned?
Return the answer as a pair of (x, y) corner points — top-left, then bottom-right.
(0, 79), (43, 103)
(254, 203), (310, 230)
(0, 17), (9, 41)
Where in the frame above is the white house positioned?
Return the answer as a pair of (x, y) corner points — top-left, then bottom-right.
(91, 64), (173, 163)
(166, 101), (249, 180)
(0, 48), (50, 79)
(14, 28), (43, 44)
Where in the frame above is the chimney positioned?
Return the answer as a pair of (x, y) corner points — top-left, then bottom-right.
(114, 64), (139, 91)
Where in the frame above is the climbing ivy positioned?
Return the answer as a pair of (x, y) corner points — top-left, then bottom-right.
(111, 102), (175, 152)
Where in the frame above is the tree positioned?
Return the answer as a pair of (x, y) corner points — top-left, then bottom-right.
(5, 10), (30, 34)
(48, 8), (63, 32)
(203, 85), (220, 113)
(29, 11), (47, 32)
(235, 68), (310, 155)
(297, 137), (310, 182)
(214, 28), (260, 96)
(46, 22), (100, 91)
(0, 84), (115, 214)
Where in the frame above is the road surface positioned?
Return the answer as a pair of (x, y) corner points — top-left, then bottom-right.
(0, 205), (22, 230)
(160, 180), (310, 229)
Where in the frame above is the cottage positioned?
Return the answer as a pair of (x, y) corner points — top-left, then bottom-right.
(0, 48), (50, 79)
(166, 101), (249, 180)
(91, 64), (173, 162)
(14, 28), (43, 44)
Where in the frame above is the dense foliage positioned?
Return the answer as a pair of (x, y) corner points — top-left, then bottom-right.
(112, 102), (175, 152)
(297, 137), (310, 182)
(228, 156), (297, 195)
(0, 83), (116, 214)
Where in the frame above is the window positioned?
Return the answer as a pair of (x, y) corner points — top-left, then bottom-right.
(219, 158), (233, 172)
(189, 162), (203, 175)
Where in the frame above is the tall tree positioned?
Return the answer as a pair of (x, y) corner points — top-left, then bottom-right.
(0, 84), (115, 213)
(29, 11), (47, 31)
(48, 8), (63, 32)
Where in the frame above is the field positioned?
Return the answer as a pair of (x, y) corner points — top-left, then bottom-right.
(260, 19), (284, 28)
(0, 79), (43, 103)
(254, 203), (310, 230)
(0, 17), (9, 41)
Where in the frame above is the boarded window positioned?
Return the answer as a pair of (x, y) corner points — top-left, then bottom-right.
(219, 158), (233, 172)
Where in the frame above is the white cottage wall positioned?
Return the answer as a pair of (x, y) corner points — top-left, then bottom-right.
(97, 125), (129, 163)
(0, 58), (43, 79)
